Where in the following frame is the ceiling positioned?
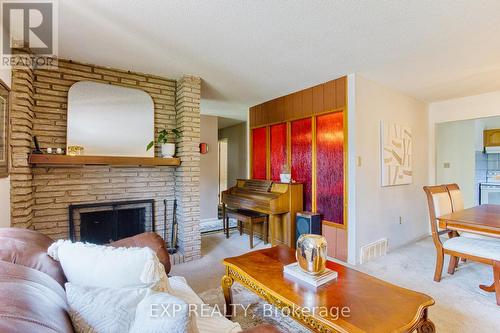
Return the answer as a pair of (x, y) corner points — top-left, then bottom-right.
(59, 1), (500, 120)
(217, 117), (244, 129)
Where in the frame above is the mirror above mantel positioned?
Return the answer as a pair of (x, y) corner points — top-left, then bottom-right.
(67, 81), (155, 157)
(29, 81), (181, 167)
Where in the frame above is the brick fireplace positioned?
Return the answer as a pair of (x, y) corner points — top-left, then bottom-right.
(9, 55), (201, 261)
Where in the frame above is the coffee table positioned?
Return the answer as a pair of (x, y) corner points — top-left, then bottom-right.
(222, 246), (435, 333)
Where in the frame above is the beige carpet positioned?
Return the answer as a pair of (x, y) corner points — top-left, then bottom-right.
(357, 237), (499, 333)
(171, 232), (500, 332)
(170, 230), (271, 293)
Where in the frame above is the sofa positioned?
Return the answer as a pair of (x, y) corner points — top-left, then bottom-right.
(0, 228), (279, 333)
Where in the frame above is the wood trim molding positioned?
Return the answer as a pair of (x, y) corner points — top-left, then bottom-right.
(286, 121), (291, 168)
(342, 77), (349, 230)
(266, 126), (271, 180)
(249, 128), (253, 178)
(322, 220), (347, 229)
(28, 154), (181, 167)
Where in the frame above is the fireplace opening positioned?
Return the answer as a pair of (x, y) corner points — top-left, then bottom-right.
(69, 199), (155, 243)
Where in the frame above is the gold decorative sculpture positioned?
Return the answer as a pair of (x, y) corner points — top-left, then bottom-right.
(295, 234), (327, 275)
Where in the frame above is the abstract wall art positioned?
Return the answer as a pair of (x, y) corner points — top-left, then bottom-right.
(380, 122), (412, 186)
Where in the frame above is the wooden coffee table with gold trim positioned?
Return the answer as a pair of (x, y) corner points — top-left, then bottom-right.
(222, 246), (435, 333)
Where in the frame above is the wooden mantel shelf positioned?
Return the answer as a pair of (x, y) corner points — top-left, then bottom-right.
(29, 154), (181, 167)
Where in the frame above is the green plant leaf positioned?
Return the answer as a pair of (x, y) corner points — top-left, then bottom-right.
(172, 128), (182, 138)
(158, 132), (167, 144)
(146, 140), (154, 151)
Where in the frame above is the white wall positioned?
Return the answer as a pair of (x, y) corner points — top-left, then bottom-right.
(435, 120), (476, 207)
(0, 68), (11, 228)
(354, 75), (429, 260)
(200, 115), (219, 220)
(218, 122), (247, 188)
(428, 91), (500, 184)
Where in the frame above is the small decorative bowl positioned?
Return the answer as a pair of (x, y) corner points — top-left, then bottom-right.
(67, 145), (84, 156)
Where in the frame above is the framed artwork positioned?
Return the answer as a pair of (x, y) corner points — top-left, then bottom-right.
(0, 79), (10, 178)
(381, 122), (412, 186)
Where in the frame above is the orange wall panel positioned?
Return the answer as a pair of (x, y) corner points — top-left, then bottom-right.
(316, 112), (344, 224)
(291, 118), (312, 211)
(251, 127), (267, 179)
(270, 123), (287, 181)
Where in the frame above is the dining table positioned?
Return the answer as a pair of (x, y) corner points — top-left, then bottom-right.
(437, 204), (500, 304)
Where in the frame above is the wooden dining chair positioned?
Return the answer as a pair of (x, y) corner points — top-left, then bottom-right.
(445, 183), (486, 243)
(423, 185), (500, 284)
(444, 183), (464, 212)
(444, 183), (467, 265)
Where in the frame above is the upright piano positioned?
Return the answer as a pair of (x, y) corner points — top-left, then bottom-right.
(221, 179), (303, 247)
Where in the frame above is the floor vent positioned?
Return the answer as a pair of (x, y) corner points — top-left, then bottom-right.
(360, 238), (388, 264)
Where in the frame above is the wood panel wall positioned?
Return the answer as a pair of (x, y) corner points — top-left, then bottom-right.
(249, 76), (346, 128)
(248, 75), (348, 261)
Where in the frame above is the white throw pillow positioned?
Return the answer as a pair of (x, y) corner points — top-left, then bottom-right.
(66, 283), (151, 333)
(48, 240), (168, 292)
(131, 292), (195, 333)
(66, 283), (196, 333)
(169, 276), (241, 333)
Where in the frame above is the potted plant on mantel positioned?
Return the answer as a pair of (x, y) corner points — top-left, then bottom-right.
(147, 128), (182, 158)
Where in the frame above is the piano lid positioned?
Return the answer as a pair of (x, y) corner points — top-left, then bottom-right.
(240, 179), (273, 192)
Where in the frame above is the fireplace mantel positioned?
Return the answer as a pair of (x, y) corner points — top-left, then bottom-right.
(29, 154), (181, 167)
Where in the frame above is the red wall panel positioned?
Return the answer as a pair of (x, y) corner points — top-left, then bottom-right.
(252, 127), (267, 179)
(270, 124), (287, 181)
(291, 118), (312, 211)
(316, 112), (344, 224)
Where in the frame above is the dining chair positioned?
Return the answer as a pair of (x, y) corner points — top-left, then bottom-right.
(444, 183), (464, 211)
(445, 183), (486, 242)
(423, 185), (500, 282)
(444, 183), (467, 265)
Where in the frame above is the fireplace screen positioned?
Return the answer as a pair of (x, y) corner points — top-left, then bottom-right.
(69, 199), (155, 243)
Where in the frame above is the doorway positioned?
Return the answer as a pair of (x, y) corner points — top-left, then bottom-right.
(218, 138), (228, 204)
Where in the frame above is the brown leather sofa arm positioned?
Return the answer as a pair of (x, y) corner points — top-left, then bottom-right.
(241, 324), (282, 333)
(0, 228), (67, 286)
(110, 232), (171, 275)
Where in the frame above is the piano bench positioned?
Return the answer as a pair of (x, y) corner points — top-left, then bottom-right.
(225, 209), (268, 249)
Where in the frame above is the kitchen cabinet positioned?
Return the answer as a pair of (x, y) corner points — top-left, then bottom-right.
(484, 129), (500, 148)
